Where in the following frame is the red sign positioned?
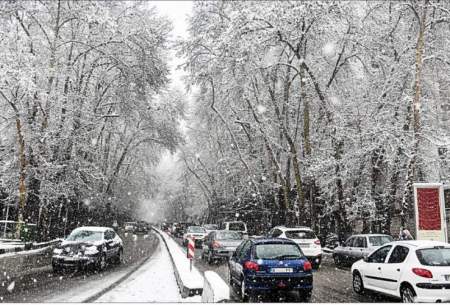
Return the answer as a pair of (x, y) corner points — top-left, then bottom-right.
(417, 188), (441, 230)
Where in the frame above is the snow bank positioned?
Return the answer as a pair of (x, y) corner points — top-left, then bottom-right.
(153, 228), (204, 297)
(201, 271), (230, 303)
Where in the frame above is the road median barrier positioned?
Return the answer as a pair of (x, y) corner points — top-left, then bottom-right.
(152, 227), (204, 298)
(201, 271), (230, 303)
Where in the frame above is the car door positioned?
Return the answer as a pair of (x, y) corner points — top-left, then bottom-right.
(352, 236), (367, 262)
(230, 240), (246, 280)
(381, 245), (410, 292)
(363, 245), (393, 290)
(340, 237), (354, 263)
(237, 241), (252, 281)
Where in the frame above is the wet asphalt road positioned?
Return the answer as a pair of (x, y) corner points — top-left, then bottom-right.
(172, 236), (399, 303)
(0, 232), (158, 302)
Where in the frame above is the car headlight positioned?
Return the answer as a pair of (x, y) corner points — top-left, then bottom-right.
(84, 245), (99, 255)
(53, 248), (63, 255)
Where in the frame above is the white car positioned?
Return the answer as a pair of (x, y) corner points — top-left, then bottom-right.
(351, 240), (450, 303)
(221, 221), (248, 238)
(268, 226), (322, 268)
(182, 226), (208, 248)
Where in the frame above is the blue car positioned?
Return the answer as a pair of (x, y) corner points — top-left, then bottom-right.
(228, 238), (313, 302)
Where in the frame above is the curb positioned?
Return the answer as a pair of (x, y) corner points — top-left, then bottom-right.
(151, 227), (202, 298)
(82, 235), (159, 303)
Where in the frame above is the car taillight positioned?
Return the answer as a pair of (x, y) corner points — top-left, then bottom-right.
(412, 268), (433, 278)
(243, 261), (259, 271)
(314, 239), (321, 246)
(303, 260), (312, 272)
(213, 241), (222, 248)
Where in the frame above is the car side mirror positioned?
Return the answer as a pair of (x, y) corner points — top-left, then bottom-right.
(363, 255), (369, 262)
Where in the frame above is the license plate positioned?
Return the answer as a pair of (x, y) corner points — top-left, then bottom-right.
(445, 275), (450, 281)
(271, 268), (293, 273)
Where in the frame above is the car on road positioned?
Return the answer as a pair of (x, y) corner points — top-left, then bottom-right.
(124, 222), (137, 233)
(221, 221), (248, 238)
(333, 234), (393, 266)
(52, 226), (123, 272)
(202, 230), (244, 264)
(203, 224), (219, 234)
(267, 226), (323, 269)
(134, 221), (149, 234)
(182, 226), (208, 248)
(228, 238), (313, 302)
(351, 240), (450, 303)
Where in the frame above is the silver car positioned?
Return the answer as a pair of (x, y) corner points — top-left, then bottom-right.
(201, 230), (243, 264)
(333, 234), (393, 266)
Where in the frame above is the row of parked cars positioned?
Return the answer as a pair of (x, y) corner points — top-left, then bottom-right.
(332, 233), (450, 303)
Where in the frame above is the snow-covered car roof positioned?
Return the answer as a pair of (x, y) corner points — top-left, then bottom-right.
(386, 240), (450, 249)
(274, 226), (313, 231)
(350, 233), (392, 237)
(71, 226), (112, 233)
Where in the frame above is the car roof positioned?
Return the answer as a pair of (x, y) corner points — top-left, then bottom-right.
(252, 237), (297, 245)
(73, 226), (112, 232)
(275, 226), (313, 231)
(386, 240), (450, 249)
(350, 234), (392, 238)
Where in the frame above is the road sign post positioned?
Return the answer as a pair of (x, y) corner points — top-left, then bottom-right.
(187, 236), (195, 271)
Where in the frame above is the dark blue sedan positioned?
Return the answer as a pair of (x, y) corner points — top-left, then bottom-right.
(228, 238), (313, 302)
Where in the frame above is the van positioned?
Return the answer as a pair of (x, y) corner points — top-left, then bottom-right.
(221, 221), (248, 238)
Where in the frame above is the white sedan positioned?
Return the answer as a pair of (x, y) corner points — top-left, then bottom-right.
(351, 240), (450, 303)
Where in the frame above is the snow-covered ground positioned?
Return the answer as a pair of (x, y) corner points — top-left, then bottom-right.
(95, 234), (184, 302)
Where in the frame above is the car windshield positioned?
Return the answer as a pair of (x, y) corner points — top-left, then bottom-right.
(216, 231), (241, 240)
(416, 248), (450, 266)
(228, 222), (245, 231)
(285, 230), (317, 239)
(188, 226), (206, 233)
(66, 230), (103, 242)
(368, 235), (393, 246)
(255, 243), (304, 260)
(204, 224), (218, 230)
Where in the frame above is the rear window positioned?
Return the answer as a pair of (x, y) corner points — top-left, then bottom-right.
(216, 231), (241, 240)
(255, 243), (304, 260)
(228, 222), (245, 231)
(188, 226), (206, 233)
(368, 235), (393, 246)
(416, 248), (450, 266)
(204, 224), (218, 230)
(285, 230), (317, 239)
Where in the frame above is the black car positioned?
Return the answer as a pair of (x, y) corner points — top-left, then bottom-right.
(52, 226), (123, 272)
(134, 221), (149, 234)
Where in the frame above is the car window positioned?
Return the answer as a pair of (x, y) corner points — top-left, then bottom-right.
(368, 235), (393, 246)
(368, 245), (392, 263)
(105, 231), (113, 240)
(234, 240), (246, 257)
(285, 230), (317, 239)
(216, 231), (241, 240)
(271, 229), (282, 238)
(416, 247), (450, 266)
(239, 241), (252, 260)
(254, 243), (303, 260)
(188, 226), (206, 233)
(345, 237), (355, 247)
(67, 230), (103, 241)
(388, 246), (409, 263)
(229, 222), (245, 231)
(353, 237), (366, 248)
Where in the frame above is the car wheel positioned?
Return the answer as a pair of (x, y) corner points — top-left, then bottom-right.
(334, 254), (342, 266)
(240, 279), (248, 302)
(352, 271), (364, 294)
(401, 285), (416, 303)
(297, 289), (312, 302)
(115, 248), (123, 265)
(207, 251), (213, 265)
(97, 253), (107, 271)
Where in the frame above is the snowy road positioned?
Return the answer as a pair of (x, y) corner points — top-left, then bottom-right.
(94, 233), (183, 302)
(173, 237), (399, 303)
(1, 232), (158, 302)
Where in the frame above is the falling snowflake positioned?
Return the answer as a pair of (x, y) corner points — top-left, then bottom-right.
(256, 104), (267, 114)
(322, 42), (336, 57)
(7, 281), (15, 293)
